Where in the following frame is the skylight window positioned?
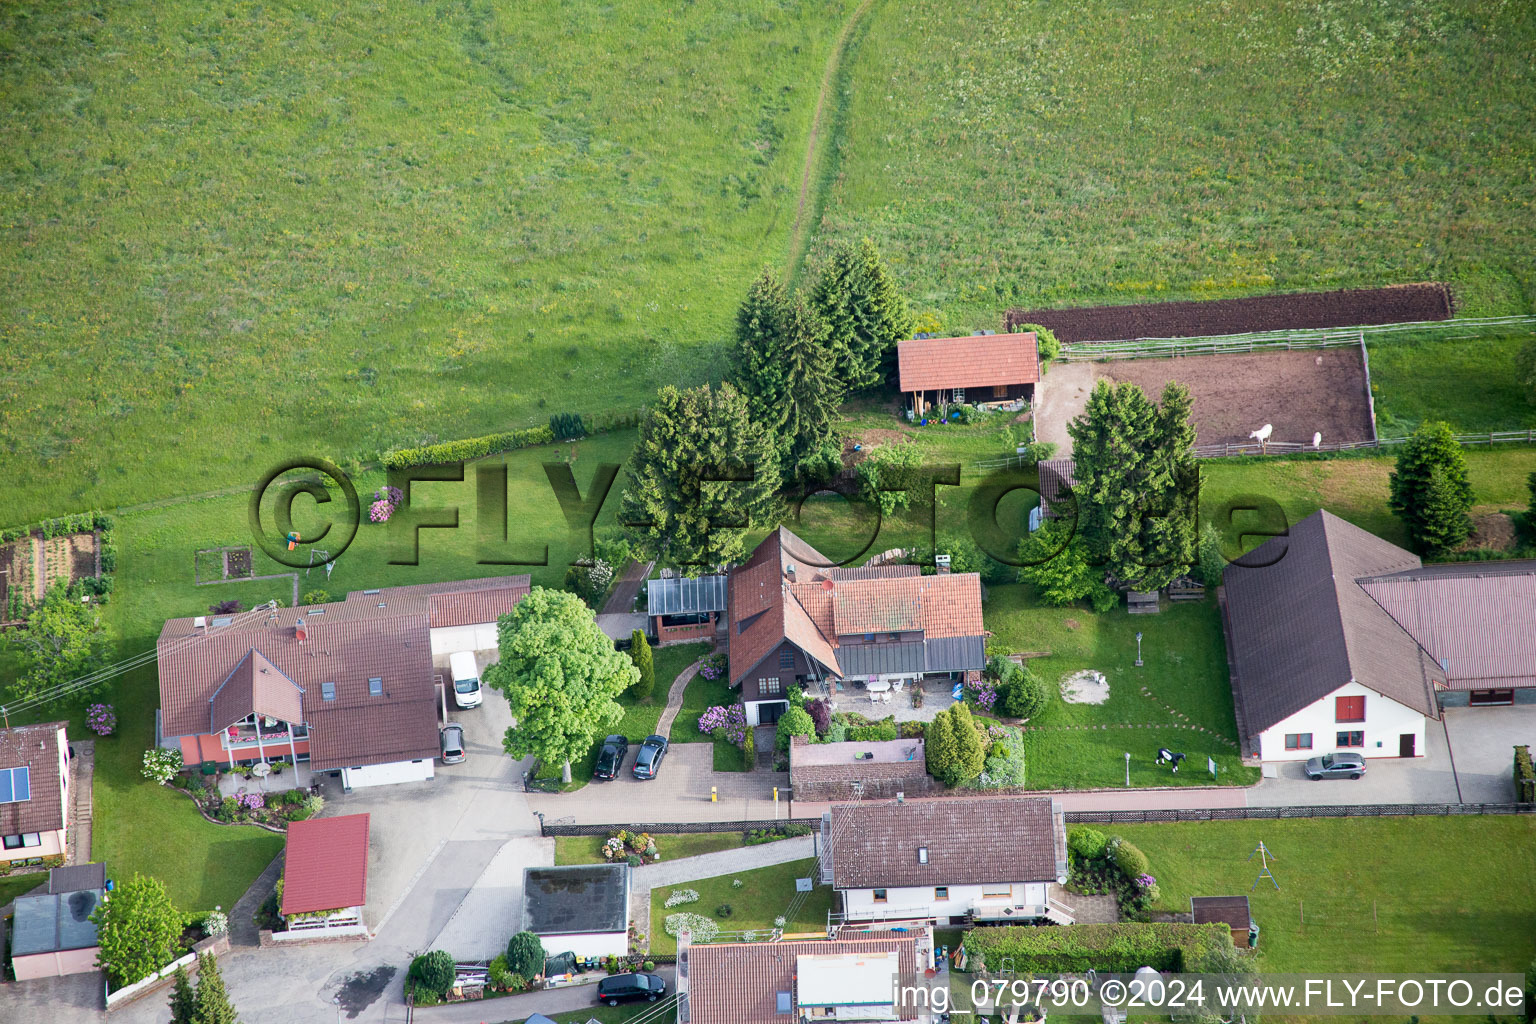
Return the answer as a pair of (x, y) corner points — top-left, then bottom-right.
(321, 682), (337, 701)
(0, 766), (31, 804)
(918, 847), (928, 864)
(368, 677), (383, 696)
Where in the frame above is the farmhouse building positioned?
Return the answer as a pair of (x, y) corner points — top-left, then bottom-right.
(727, 528), (986, 726)
(681, 930), (928, 1024)
(1222, 510), (1536, 763)
(155, 575), (529, 790)
(821, 797), (1071, 926)
(897, 331), (1040, 420)
(0, 722), (70, 866)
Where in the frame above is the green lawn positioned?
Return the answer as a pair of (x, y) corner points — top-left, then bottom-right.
(817, 0), (1536, 328)
(985, 585), (1258, 789)
(555, 832), (745, 866)
(673, 662), (735, 743)
(648, 857), (833, 955)
(0, 871), (48, 909)
(1368, 330), (1536, 436)
(0, 0), (861, 525)
(1116, 817), (1536, 974)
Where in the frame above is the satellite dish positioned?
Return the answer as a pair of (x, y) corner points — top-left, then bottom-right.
(251, 762), (271, 778)
(1057, 874), (1068, 885)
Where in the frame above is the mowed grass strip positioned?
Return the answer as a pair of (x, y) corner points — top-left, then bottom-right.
(0, 0), (857, 522)
(1116, 817), (1536, 974)
(554, 833), (744, 867)
(648, 858), (833, 955)
(815, 0), (1536, 329)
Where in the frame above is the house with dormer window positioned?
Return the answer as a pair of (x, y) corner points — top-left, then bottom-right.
(0, 722), (70, 865)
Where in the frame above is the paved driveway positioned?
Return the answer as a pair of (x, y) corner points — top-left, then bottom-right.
(527, 742), (790, 825)
(1247, 718), (1461, 806)
(1443, 704), (1536, 803)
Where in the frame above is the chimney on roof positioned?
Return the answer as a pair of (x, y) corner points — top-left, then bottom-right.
(193, 616), (206, 630)
(785, 565), (795, 580)
(822, 578), (834, 591)
(295, 618), (307, 643)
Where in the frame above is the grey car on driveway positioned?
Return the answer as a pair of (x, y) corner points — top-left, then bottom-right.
(440, 722), (466, 764)
(1304, 751), (1365, 780)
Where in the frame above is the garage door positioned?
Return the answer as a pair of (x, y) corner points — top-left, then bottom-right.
(430, 623), (500, 656)
(341, 759), (434, 790)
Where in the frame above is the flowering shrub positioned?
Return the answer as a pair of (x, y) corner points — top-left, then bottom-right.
(697, 653), (727, 681)
(204, 908), (229, 936)
(238, 792), (265, 811)
(369, 499), (395, 523)
(663, 912), (718, 943)
(664, 889), (700, 908)
(87, 703), (117, 736)
(731, 878), (744, 889)
(1136, 873), (1161, 902)
(141, 748), (183, 784)
(964, 676), (998, 713)
(602, 837), (626, 860)
(377, 486), (404, 505)
(698, 703), (749, 746)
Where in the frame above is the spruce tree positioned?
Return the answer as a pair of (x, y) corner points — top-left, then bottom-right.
(168, 965), (196, 1024)
(924, 711), (957, 784)
(629, 629), (656, 701)
(191, 953), (239, 1024)
(734, 268), (792, 427)
(947, 703), (987, 785)
(808, 239), (914, 391)
(1388, 420), (1474, 555)
(779, 299), (844, 470)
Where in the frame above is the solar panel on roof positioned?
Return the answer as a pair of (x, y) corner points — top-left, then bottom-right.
(211, 616), (233, 627)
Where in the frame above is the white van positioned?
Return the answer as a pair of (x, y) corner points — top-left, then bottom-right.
(449, 650), (483, 709)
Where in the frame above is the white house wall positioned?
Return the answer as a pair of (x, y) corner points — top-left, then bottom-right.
(841, 882), (1048, 922)
(340, 758), (434, 789)
(536, 930), (628, 959)
(1256, 680), (1425, 762)
(430, 623), (500, 657)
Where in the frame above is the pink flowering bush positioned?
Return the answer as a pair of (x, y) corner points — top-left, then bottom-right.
(238, 792), (265, 811)
(698, 703), (749, 746)
(87, 703), (117, 736)
(697, 654), (727, 681)
(369, 499), (395, 523)
(964, 676), (998, 712)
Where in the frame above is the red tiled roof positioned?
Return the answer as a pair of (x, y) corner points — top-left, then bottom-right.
(0, 723), (67, 837)
(727, 529), (985, 687)
(687, 933), (919, 1024)
(282, 813), (369, 915)
(208, 649), (305, 733)
(828, 797), (1064, 889)
(897, 333), (1039, 392)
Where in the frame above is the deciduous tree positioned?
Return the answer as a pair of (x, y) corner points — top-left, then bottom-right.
(807, 239), (915, 390)
(620, 383), (782, 568)
(1, 584), (113, 706)
(506, 931), (546, 981)
(1388, 420), (1474, 555)
(484, 588), (637, 784)
(91, 873), (183, 989)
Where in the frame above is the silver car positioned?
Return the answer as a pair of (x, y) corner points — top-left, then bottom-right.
(440, 723), (466, 764)
(1304, 751), (1364, 780)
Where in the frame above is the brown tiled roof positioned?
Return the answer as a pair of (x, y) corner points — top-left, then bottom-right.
(687, 933), (919, 1024)
(1359, 562), (1536, 691)
(0, 723), (67, 838)
(790, 737), (928, 789)
(1038, 458), (1077, 519)
(282, 813), (369, 915)
(727, 529), (985, 687)
(1223, 511), (1443, 734)
(897, 333), (1040, 393)
(827, 797), (1063, 889)
(209, 649), (305, 733)
(1191, 895), (1251, 931)
(159, 580), (524, 770)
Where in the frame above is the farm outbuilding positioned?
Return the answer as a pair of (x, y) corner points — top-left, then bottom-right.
(897, 332), (1039, 420)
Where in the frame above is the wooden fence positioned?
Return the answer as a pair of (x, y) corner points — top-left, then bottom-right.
(1055, 314), (1536, 361)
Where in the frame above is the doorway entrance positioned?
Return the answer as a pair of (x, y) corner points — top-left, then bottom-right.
(1399, 733), (1415, 758)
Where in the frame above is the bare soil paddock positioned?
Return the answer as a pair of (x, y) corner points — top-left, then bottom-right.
(1039, 347), (1375, 451)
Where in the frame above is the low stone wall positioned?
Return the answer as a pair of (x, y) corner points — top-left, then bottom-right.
(259, 927), (371, 947)
(105, 934), (230, 1012)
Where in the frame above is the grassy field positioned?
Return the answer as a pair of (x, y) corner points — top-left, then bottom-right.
(1367, 329), (1536, 435)
(647, 857), (833, 955)
(818, 0), (1536, 329)
(0, 0), (859, 523)
(985, 586), (1258, 789)
(1117, 817), (1536, 974)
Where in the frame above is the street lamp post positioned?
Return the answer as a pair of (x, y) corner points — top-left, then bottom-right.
(1124, 752), (1131, 787)
(1135, 631), (1143, 667)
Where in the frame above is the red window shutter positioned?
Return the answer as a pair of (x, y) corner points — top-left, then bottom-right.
(1335, 695), (1364, 722)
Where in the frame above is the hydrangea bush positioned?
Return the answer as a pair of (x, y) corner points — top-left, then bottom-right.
(698, 703), (749, 746)
(141, 747), (183, 784)
(87, 703), (117, 736)
(663, 912), (718, 942)
(664, 889), (700, 908)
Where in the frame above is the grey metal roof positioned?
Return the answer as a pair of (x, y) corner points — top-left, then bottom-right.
(11, 889), (102, 956)
(647, 575), (729, 616)
(523, 864), (629, 936)
(47, 862), (106, 895)
(924, 635), (986, 673)
(1223, 511), (1443, 735)
(838, 641), (926, 677)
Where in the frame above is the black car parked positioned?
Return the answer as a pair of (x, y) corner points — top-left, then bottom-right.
(596, 972), (666, 1006)
(633, 734), (669, 779)
(1304, 752), (1366, 780)
(594, 734), (629, 780)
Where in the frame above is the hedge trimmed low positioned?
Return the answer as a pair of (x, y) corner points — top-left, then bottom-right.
(382, 425), (556, 469)
(1515, 744), (1534, 803)
(963, 922), (1231, 974)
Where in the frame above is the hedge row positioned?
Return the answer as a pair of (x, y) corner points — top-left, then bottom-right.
(963, 922), (1232, 974)
(382, 425), (556, 469)
(0, 510), (113, 544)
(1516, 745), (1535, 803)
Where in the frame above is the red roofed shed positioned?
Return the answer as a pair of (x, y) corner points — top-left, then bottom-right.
(897, 332), (1039, 419)
(282, 813), (370, 930)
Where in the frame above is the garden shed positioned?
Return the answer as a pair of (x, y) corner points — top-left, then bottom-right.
(1190, 895), (1254, 948)
(897, 331), (1040, 420)
(278, 813), (370, 939)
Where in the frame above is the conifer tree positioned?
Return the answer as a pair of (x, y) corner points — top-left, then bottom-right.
(778, 299), (844, 469)
(947, 703), (987, 785)
(191, 953), (240, 1024)
(924, 711), (957, 784)
(734, 268), (792, 424)
(167, 965), (196, 1024)
(629, 629), (656, 701)
(808, 239), (914, 391)
(1388, 420), (1474, 555)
